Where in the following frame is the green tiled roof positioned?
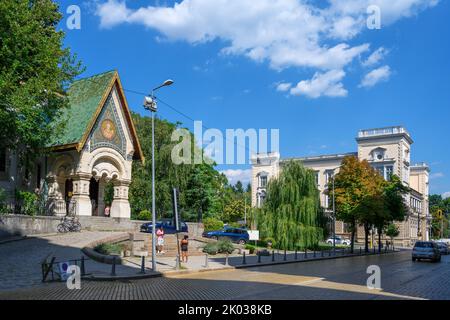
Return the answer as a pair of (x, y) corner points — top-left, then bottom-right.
(47, 70), (116, 147)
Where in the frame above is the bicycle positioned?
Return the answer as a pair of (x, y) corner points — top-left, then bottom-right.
(57, 215), (82, 233)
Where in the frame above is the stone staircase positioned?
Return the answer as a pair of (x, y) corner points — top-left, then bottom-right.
(144, 233), (205, 257)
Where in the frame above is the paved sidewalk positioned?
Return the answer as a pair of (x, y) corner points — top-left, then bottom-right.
(0, 231), (147, 291)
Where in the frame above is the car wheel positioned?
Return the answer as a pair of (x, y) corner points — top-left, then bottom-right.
(238, 239), (246, 245)
(211, 236), (218, 241)
(412, 257), (416, 262)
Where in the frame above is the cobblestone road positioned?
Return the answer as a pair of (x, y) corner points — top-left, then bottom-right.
(1, 250), (449, 300)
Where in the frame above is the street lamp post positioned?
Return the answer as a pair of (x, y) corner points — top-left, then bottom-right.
(332, 173), (336, 254)
(143, 79), (174, 272)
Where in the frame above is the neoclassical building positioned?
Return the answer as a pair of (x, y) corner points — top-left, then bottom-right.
(251, 126), (430, 247)
(0, 71), (143, 219)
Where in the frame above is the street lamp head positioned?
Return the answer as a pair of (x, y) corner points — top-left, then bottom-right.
(162, 79), (174, 87)
(143, 96), (157, 112)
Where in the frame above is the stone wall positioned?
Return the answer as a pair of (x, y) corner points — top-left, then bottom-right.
(0, 214), (204, 239)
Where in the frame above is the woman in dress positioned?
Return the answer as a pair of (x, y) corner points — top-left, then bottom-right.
(180, 235), (189, 263)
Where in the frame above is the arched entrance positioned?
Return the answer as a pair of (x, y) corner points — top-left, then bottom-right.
(64, 178), (73, 215)
(89, 177), (99, 216)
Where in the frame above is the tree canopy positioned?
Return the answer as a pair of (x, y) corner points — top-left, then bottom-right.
(0, 0), (82, 165)
(257, 161), (325, 250)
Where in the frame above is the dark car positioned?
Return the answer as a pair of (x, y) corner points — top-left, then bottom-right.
(202, 226), (249, 245)
(436, 242), (449, 255)
(140, 219), (188, 234)
(412, 241), (441, 262)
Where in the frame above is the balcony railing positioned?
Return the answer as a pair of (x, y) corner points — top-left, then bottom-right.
(358, 126), (410, 138)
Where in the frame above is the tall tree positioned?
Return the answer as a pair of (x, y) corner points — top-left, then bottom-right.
(258, 161), (324, 250)
(0, 0), (82, 165)
(331, 156), (385, 253)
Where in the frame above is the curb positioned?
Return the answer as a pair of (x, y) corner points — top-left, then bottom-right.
(0, 233), (61, 245)
(234, 250), (400, 269)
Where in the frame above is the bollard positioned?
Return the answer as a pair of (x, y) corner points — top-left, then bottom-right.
(111, 256), (116, 277)
(328, 250), (331, 257)
(204, 253), (209, 268)
(284, 250), (287, 261)
(304, 249), (308, 259)
(225, 253), (229, 266)
(80, 256), (86, 276)
(272, 250), (275, 262)
(385, 246), (387, 253)
(242, 252), (247, 265)
(360, 247), (362, 255)
(321, 250), (324, 258)
(140, 256), (146, 274)
(175, 255), (180, 270)
(313, 250), (316, 258)
(258, 253), (261, 263)
(295, 250), (298, 260)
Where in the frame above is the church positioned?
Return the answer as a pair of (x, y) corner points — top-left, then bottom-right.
(0, 71), (143, 219)
(251, 126), (431, 247)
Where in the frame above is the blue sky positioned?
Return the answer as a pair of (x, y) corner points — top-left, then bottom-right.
(57, 0), (449, 196)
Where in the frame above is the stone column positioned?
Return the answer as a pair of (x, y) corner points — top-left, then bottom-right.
(110, 179), (131, 219)
(71, 173), (92, 216)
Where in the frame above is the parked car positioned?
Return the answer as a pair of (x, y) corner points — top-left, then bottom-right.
(326, 235), (351, 246)
(140, 219), (188, 234)
(202, 226), (249, 245)
(412, 241), (441, 262)
(436, 241), (449, 255)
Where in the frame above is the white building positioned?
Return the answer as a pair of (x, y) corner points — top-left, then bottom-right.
(251, 126), (430, 247)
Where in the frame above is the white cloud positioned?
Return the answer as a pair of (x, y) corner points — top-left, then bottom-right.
(359, 65), (392, 88)
(276, 82), (292, 92)
(362, 47), (389, 67)
(96, 0), (438, 97)
(290, 69), (347, 98)
(430, 172), (444, 179)
(442, 192), (450, 199)
(220, 169), (252, 185)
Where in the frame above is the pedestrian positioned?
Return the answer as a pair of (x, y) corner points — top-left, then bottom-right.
(156, 226), (165, 254)
(181, 235), (189, 263)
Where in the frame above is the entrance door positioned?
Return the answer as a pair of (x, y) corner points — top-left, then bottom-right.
(64, 179), (73, 215)
(89, 177), (99, 216)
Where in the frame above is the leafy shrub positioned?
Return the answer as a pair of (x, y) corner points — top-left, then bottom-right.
(245, 244), (256, 254)
(0, 188), (7, 214)
(137, 210), (152, 221)
(94, 243), (124, 255)
(16, 191), (38, 216)
(203, 242), (219, 255)
(203, 217), (224, 232)
(217, 239), (235, 254)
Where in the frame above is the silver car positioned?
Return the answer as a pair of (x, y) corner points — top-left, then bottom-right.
(412, 241), (441, 262)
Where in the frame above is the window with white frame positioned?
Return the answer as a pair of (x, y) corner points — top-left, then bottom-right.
(259, 175), (268, 188)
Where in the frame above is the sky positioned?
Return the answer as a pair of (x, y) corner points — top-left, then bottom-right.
(57, 0), (449, 196)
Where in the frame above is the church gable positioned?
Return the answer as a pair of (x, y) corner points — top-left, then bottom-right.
(89, 88), (128, 159)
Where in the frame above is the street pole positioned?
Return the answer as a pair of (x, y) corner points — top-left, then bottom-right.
(332, 174), (336, 254)
(151, 103), (157, 272)
(143, 79), (174, 272)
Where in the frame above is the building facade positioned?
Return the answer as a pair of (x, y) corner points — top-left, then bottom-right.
(0, 71), (143, 219)
(251, 126), (431, 247)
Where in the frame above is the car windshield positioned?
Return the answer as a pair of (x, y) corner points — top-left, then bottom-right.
(415, 242), (433, 248)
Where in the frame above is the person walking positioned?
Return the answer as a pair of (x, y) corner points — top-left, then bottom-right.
(156, 226), (165, 254)
(180, 235), (189, 263)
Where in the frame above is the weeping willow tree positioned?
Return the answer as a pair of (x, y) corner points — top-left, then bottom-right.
(258, 161), (325, 250)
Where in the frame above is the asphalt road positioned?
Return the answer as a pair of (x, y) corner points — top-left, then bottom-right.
(1, 250), (449, 300)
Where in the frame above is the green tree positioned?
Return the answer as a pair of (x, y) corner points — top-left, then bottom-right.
(222, 198), (245, 223)
(258, 161), (324, 250)
(331, 156), (385, 253)
(386, 223), (400, 244)
(429, 194), (450, 239)
(0, 0), (82, 166)
(129, 113), (228, 222)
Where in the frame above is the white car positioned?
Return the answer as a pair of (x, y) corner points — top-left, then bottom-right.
(326, 235), (351, 246)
